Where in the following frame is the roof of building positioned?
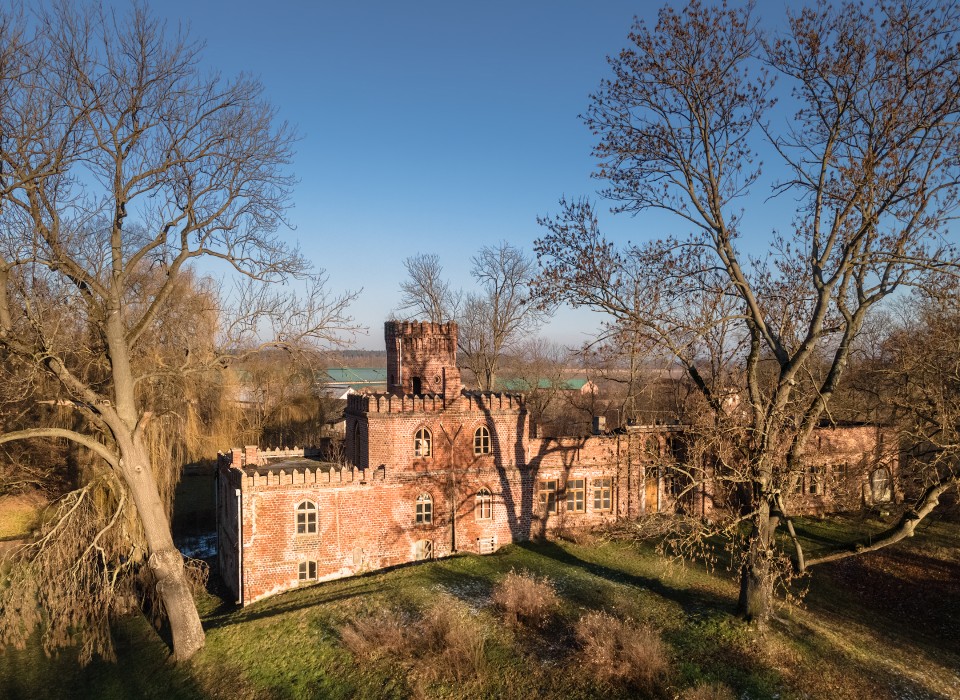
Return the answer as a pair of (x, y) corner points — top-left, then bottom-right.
(319, 368), (388, 384)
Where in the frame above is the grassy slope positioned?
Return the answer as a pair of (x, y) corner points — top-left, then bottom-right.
(1, 517), (958, 700)
(0, 494), (44, 541)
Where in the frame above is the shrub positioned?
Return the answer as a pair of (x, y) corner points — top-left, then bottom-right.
(576, 611), (669, 692)
(491, 570), (560, 628)
(340, 608), (411, 660)
(680, 681), (736, 700)
(421, 599), (487, 682)
(341, 601), (487, 682)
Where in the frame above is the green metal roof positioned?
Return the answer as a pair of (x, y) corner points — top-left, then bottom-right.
(319, 368), (387, 384)
(498, 377), (591, 392)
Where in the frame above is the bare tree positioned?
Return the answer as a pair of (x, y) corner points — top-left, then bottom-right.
(499, 337), (571, 433)
(396, 253), (460, 323)
(460, 242), (550, 391)
(536, 0), (960, 622)
(0, 3), (354, 661)
(801, 287), (960, 567)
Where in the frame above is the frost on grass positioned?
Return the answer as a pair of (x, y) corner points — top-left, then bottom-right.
(431, 579), (492, 613)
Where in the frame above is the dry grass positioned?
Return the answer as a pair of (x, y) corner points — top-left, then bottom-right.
(421, 599), (487, 682)
(340, 607), (411, 660)
(340, 599), (486, 683)
(576, 610), (669, 692)
(679, 681), (736, 700)
(491, 569), (560, 628)
(0, 493), (45, 540)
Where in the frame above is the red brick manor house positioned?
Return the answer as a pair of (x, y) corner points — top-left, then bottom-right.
(216, 320), (896, 605)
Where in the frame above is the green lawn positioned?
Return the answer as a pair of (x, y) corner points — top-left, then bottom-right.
(2, 517), (958, 700)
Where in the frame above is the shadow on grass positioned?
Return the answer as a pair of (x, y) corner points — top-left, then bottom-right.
(805, 548), (960, 652)
(202, 556), (476, 630)
(203, 575), (387, 629)
(517, 540), (735, 615)
(0, 617), (206, 700)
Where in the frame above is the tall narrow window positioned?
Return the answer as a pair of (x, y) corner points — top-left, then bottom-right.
(645, 436), (660, 458)
(414, 427), (432, 457)
(871, 467), (892, 503)
(353, 424), (362, 467)
(476, 488), (493, 520)
(474, 425), (491, 455)
(538, 480), (557, 514)
(836, 462), (850, 485)
(416, 493), (433, 524)
(296, 501), (317, 534)
(807, 466), (824, 495)
(566, 479), (585, 513)
(592, 478), (612, 511)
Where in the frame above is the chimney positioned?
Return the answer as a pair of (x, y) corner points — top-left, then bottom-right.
(592, 416), (606, 435)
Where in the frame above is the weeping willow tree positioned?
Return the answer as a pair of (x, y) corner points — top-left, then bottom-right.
(1, 270), (232, 664)
(0, 3), (354, 662)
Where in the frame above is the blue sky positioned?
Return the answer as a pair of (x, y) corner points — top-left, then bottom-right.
(145, 1), (790, 350)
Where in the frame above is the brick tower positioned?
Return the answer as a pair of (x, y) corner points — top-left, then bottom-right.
(385, 321), (461, 400)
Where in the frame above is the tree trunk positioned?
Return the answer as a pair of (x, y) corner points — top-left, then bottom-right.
(737, 495), (778, 623)
(120, 439), (205, 660)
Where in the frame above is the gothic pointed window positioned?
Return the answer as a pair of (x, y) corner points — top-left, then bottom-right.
(476, 488), (493, 520)
(414, 427), (432, 457)
(474, 425), (491, 455)
(871, 467), (892, 503)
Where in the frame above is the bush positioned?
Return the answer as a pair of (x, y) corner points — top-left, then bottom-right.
(340, 608), (410, 660)
(576, 611), (669, 692)
(491, 570), (560, 628)
(421, 599), (487, 682)
(341, 600), (486, 682)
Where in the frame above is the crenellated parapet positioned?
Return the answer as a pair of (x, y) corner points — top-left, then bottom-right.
(348, 391), (448, 414)
(461, 390), (526, 412)
(241, 463), (386, 490)
(348, 389), (525, 415)
(387, 320), (458, 337)
(218, 445), (323, 468)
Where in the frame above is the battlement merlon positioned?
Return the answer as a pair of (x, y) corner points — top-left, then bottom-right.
(217, 445), (324, 469)
(347, 390), (525, 415)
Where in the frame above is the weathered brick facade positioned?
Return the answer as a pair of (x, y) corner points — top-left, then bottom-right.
(216, 320), (896, 605)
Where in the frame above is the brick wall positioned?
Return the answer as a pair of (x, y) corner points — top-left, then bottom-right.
(216, 319), (895, 605)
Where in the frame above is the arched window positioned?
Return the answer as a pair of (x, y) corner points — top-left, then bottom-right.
(871, 467), (892, 503)
(414, 427), (432, 457)
(476, 488), (492, 520)
(296, 501), (317, 534)
(298, 560), (318, 581)
(416, 493), (433, 524)
(474, 425), (491, 455)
